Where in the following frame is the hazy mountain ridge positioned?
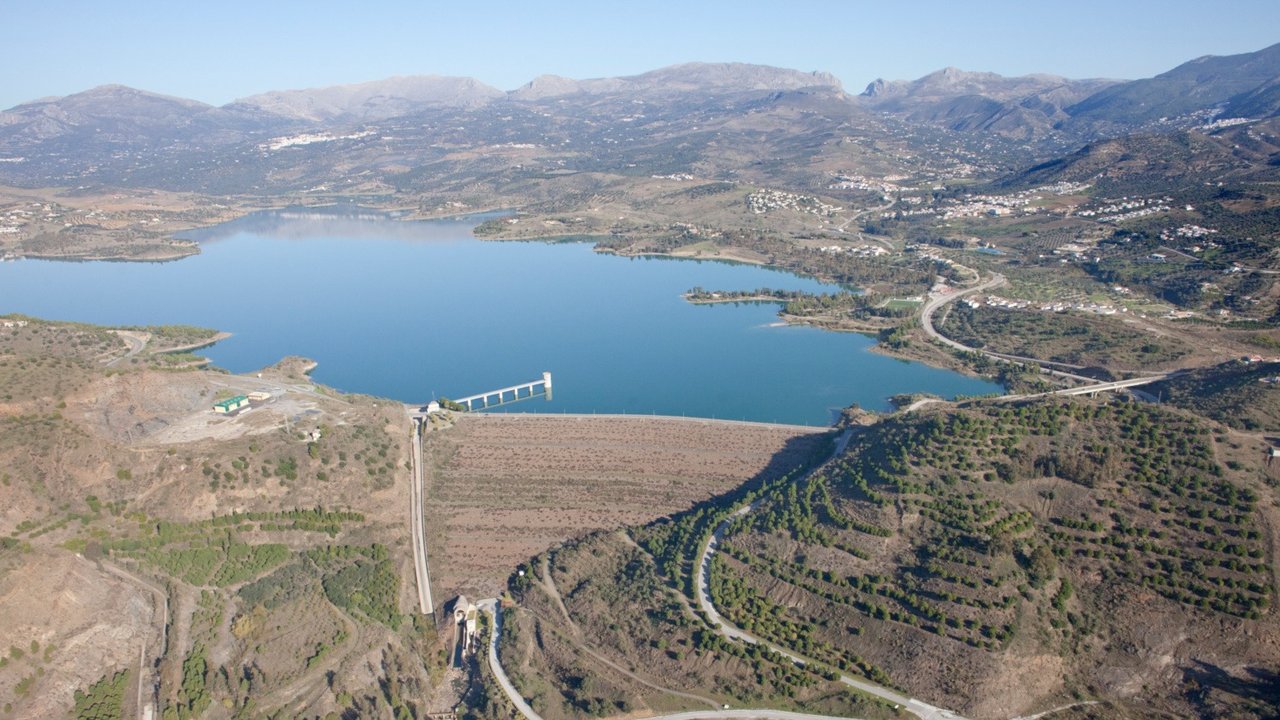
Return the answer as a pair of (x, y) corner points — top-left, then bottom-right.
(861, 67), (1114, 103)
(857, 68), (1117, 142)
(230, 75), (505, 122)
(510, 62), (843, 101)
(3, 47), (1280, 192)
(1064, 42), (1280, 129)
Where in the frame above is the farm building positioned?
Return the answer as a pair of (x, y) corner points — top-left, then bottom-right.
(213, 395), (249, 414)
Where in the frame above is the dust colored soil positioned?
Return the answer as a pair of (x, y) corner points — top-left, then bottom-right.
(422, 414), (830, 599)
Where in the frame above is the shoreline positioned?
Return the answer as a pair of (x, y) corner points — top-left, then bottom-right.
(684, 294), (789, 305)
(6, 200), (1009, 394)
(20, 244), (201, 263)
(446, 411), (834, 433)
(151, 331), (233, 355)
(595, 244), (771, 267)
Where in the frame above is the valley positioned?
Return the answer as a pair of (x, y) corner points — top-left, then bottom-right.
(0, 34), (1279, 720)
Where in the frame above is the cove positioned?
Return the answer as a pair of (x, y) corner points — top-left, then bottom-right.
(0, 207), (1000, 425)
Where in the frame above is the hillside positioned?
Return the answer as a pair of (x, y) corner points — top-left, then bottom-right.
(0, 315), (860, 719)
(1065, 42), (1280, 131)
(0, 317), (444, 719)
(1149, 358), (1280, 431)
(1004, 116), (1280, 192)
(502, 397), (1280, 719)
(858, 68), (1115, 143)
(230, 75), (505, 122)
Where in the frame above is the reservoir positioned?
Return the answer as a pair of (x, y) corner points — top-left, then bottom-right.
(0, 208), (999, 424)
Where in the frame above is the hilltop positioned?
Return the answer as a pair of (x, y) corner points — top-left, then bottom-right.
(502, 396), (1280, 719)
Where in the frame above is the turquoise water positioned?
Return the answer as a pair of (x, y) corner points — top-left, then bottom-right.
(0, 208), (999, 425)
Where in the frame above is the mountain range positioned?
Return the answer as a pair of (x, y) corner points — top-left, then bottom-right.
(0, 44), (1278, 193)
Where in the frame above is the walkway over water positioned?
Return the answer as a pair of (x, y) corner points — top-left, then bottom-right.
(453, 372), (553, 411)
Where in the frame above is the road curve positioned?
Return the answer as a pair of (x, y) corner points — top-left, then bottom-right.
(918, 273), (1007, 356)
(481, 598), (875, 720)
(919, 274), (1125, 387)
(693, 429), (968, 720)
(538, 556), (722, 708)
(479, 599), (545, 720)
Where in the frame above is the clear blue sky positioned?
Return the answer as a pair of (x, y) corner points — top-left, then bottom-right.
(2, 0), (1277, 109)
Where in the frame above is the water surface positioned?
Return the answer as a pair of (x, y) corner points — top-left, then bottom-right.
(0, 208), (999, 424)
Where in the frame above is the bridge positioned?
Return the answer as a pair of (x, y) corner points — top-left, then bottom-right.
(1050, 374), (1170, 397)
(451, 371), (553, 411)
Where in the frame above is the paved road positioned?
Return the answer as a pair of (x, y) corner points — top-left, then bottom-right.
(903, 397), (943, 413)
(481, 597), (883, 720)
(105, 330), (148, 367)
(918, 273), (1007, 356)
(407, 414), (435, 615)
(691, 429), (968, 720)
(919, 273), (1138, 387)
(479, 599), (545, 720)
(632, 703), (1092, 720)
(1050, 375), (1170, 396)
(538, 556), (721, 708)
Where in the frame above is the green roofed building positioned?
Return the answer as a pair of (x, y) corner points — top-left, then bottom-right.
(213, 395), (249, 414)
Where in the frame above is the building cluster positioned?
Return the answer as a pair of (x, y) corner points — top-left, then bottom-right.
(1, 203), (40, 237)
(939, 183), (1087, 220)
(1077, 196), (1174, 223)
(260, 129), (376, 151)
(886, 206), (938, 218)
(746, 189), (842, 217)
(879, 182), (1092, 221)
(817, 243), (888, 257)
(1200, 117), (1251, 131)
(828, 173), (907, 194)
(966, 294), (1123, 316)
(1160, 224), (1222, 255)
(1162, 224), (1217, 240)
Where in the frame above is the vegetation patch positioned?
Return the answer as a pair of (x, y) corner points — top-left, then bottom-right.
(72, 669), (129, 720)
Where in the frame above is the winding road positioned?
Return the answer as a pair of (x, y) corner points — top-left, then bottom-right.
(918, 273), (1007, 356)
(480, 599), (544, 720)
(478, 600), (872, 720)
(917, 273), (1166, 390)
(694, 504), (966, 720)
(537, 556), (721, 709)
(478, 426), (1092, 720)
(685, 426), (966, 720)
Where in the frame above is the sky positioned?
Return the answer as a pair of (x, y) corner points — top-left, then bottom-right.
(2, 0), (1278, 110)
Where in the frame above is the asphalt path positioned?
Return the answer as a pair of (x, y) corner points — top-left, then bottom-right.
(407, 414), (435, 614)
(480, 599), (545, 720)
(691, 427), (968, 720)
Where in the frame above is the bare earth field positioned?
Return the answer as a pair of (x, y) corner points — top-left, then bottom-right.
(422, 414), (831, 599)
